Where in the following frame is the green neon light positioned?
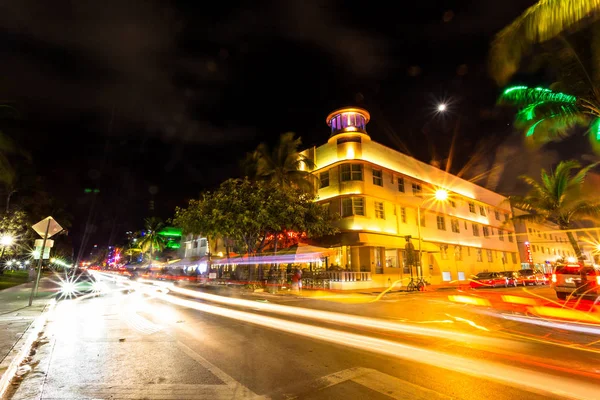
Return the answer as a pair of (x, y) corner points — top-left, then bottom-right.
(526, 119), (546, 137)
(158, 227), (182, 237)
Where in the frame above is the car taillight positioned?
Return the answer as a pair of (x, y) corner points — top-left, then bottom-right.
(552, 274), (557, 283)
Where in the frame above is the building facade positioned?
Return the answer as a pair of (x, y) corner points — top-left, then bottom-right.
(512, 212), (580, 274)
(302, 107), (521, 288)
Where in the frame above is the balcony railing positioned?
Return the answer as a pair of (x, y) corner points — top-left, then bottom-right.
(322, 271), (371, 282)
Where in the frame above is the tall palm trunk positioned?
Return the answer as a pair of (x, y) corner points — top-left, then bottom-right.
(564, 228), (584, 261)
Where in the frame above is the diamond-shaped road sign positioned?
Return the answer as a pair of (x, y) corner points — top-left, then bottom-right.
(32, 217), (63, 239)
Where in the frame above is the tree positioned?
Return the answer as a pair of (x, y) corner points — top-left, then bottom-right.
(497, 85), (595, 146)
(0, 210), (30, 257)
(173, 178), (339, 257)
(509, 160), (600, 260)
(137, 217), (166, 262)
(489, 1), (600, 86)
(248, 132), (317, 193)
(491, 2), (600, 148)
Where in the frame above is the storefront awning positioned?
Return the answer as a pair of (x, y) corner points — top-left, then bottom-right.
(357, 233), (440, 252)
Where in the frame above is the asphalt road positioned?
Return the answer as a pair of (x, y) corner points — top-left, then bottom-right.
(9, 277), (600, 400)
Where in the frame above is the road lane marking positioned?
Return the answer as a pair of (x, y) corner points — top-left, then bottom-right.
(270, 367), (452, 400)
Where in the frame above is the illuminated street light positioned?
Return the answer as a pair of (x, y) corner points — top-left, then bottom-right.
(437, 103), (447, 112)
(434, 189), (449, 201)
(0, 235), (14, 246)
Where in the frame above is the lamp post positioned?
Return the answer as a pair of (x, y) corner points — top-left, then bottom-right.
(415, 189), (449, 280)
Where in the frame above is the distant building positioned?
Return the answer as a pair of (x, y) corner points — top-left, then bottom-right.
(302, 107), (521, 288)
(512, 210), (579, 274)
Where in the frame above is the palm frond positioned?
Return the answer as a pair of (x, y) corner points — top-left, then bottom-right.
(568, 200), (600, 222)
(515, 108), (589, 142)
(568, 160), (599, 188)
(489, 0), (600, 85)
(500, 86), (578, 106)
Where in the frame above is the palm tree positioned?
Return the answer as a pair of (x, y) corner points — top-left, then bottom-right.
(497, 85), (597, 146)
(491, 1), (600, 147)
(489, 1), (600, 86)
(138, 217), (166, 263)
(249, 132), (317, 192)
(510, 160), (600, 260)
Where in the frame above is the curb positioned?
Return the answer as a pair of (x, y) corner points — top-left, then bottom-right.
(0, 299), (56, 398)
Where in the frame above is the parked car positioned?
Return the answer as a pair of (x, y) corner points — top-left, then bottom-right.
(499, 271), (520, 287)
(517, 269), (547, 286)
(552, 264), (600, 300)
(470, 272), (509, 289)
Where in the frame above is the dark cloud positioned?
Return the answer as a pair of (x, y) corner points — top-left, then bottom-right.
(213, 0), (391, 78)
(0, 0), (249, 144)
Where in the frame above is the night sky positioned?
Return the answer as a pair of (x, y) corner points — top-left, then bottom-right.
(3, 0), (583, 255)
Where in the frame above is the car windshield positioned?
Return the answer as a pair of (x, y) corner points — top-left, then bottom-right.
(499, 272), (513, 277)
(518, 269), (534, 276)
(475, 273), (494, 279)
(555, 265), (597, 275)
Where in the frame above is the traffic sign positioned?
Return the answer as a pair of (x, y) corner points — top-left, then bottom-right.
(31, 217), (63, 239)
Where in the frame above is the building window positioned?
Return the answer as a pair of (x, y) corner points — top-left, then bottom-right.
(511, 252), (517, 264)
(319, 171), (329, 188)
(340, 163), (363, 181)
(479, 205), (486, 216)
(472, 224), (480, 236)
(502, 252), (507, 265)
(449, 199), (456, 208)
(498, 229), (504, 241)
(451, 219), (460, 233)
(549, 234), (553, 240)
(483, 226), (489, 237)
(436, 216), (446, 230)
(375, 248), (383, 274)
(464, 221), (468, 230)
(398, 177), (405, 192)
(486, 249), (493, 262)
(494, 210), (500, 220)
(440, 245), (448, 260)
(454, 245), (462, 261)
(193, 241), (198, 248)
(372, 169), (383, 186)
(528, 228), (533, 234)
(412, 183), (422, 196)
(341, 197), (364, 217)
(504, 213), (510, 221)
(374, 201), (385, 219)
(468, 202), (475, 213)
(543, 233), (547, 239)
(476, 248), (483, 262)
(400, 207), (407, 223)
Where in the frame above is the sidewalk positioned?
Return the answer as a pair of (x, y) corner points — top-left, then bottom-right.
(0, 278), (55, 398)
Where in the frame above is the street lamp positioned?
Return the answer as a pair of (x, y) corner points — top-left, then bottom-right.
(437, 103), (447, 112)
(416, 189), (449, 280)
(0, 234), (14, 260)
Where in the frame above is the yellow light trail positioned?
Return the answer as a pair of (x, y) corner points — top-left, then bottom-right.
(151, 290), (600, 400)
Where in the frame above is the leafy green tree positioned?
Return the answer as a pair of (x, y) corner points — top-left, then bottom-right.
(138, 217), (166, 262)
(509, 160), (600, 260)
(247, 132), (317, 193)
(173, 178), (338, 256)
(0, 210), (30, 257)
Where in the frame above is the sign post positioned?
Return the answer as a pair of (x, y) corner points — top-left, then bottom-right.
(28, 217), (62, 306)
